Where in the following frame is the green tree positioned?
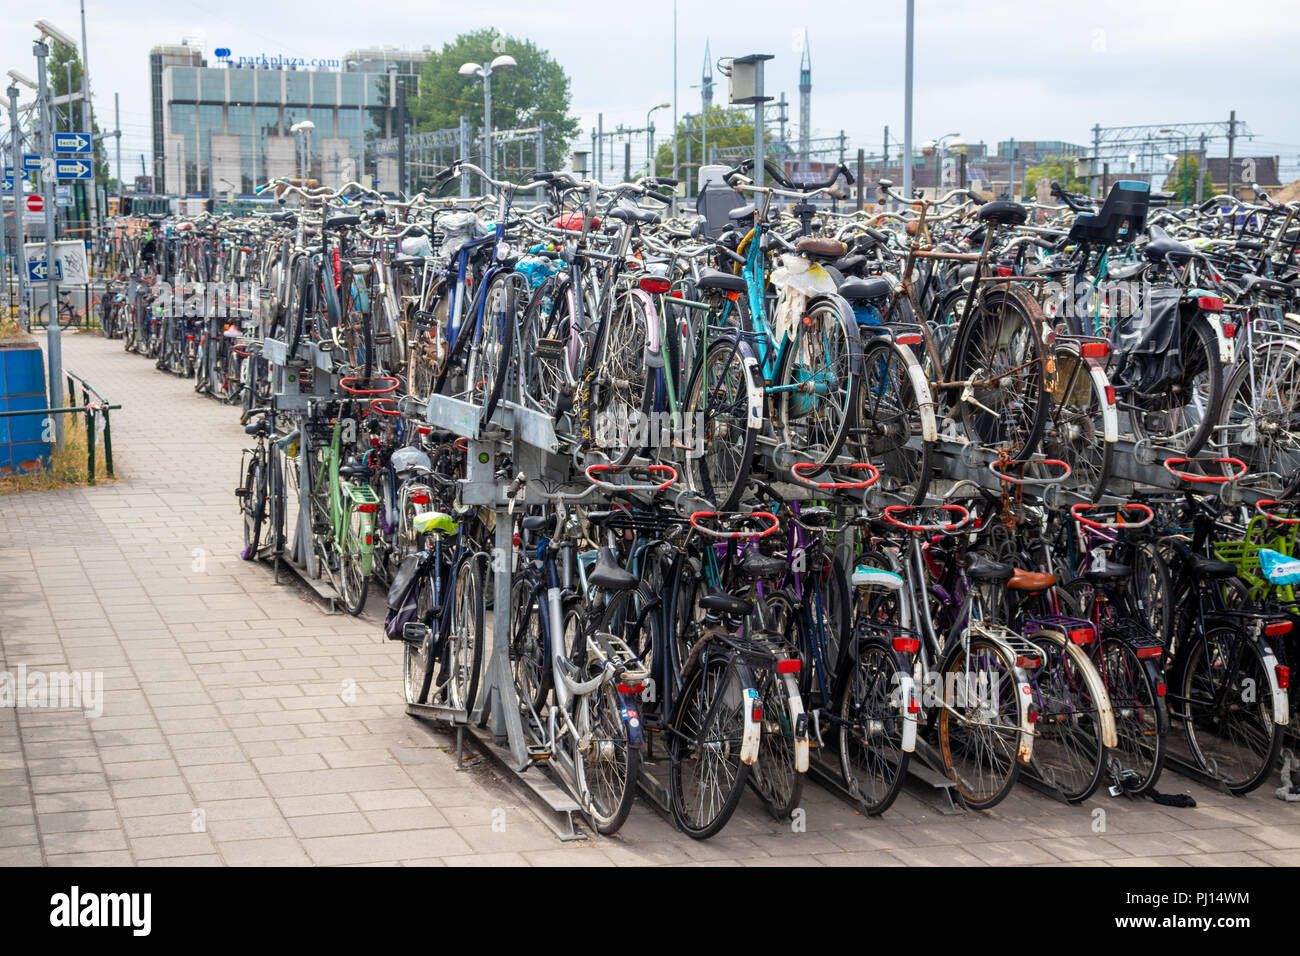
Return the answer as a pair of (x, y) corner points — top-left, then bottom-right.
(655, 107), (755, 195)
(1162, 153), (1215, 206)
(1023, 154), (1088, 198)
(406, 29), (579, 179)
(48, 41), (109, 186)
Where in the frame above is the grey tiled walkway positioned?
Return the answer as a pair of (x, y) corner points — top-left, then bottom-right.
(2, 333), (1299, 866)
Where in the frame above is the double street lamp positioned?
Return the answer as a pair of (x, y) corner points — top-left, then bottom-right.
(646, 102), (670, 177)
(289, 119), (315, 185)
(458, 54), (516, 180)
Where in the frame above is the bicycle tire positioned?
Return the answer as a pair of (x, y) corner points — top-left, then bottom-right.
(668, 654), (754, 839)
(1128, 316), (1222, 458)
(854, 337), (935, 505)
(776, 296), (862, 470)
(239, 454), (265, 560)
(837, 636), (911, 816)
(682, 334), (760, 511)
(1215, 342), (1300, 496)
(1024, 629), (1106, 803)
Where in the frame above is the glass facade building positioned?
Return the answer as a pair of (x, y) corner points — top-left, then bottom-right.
(153, 44), (423, 196)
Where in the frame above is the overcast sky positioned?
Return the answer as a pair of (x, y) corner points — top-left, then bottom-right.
(3, 0), (1297, 181)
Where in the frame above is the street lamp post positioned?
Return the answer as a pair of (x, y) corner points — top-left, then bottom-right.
(646, 102), (670, 177)
(290, 119), (315, 185)
(1160, 128), (1190, 209)
(34, 32), (66, 448)
(459, 55), (517, 181)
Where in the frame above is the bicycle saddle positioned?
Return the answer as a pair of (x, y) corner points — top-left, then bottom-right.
(837, 275), (891, 300)
(608, 205), (661, 226)
(975, 199), (1027, 227)
(1081, 559), (1131, 584)
(696, 268), (747, 294)
(1241, 273), (1291, 298)
(589, 548), (639, 592)
(519, 513), (555, 534)
(1144, 225), (1193, 260)
(740, 549), (787, 581)
(338, 462), (370, 479)
(1007, 569), (1055, 592)
(698, 591), (753, 618)
(966, 554), (1014, 582)
(795, 236), (848, 259)
(850, 566), (904, 591)
(413, 511), (457, 536)
(1164, 536), (1237, 578)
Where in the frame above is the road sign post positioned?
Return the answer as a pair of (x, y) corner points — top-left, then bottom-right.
(35, 38), (64, 450)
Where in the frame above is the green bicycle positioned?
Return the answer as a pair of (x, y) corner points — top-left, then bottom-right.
(308, 405), (380, 615)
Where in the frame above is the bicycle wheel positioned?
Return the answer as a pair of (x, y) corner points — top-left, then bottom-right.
(574, 677), (640, 836)
(404, 571), (436, 705)
(519, 281), (572, 416)
(338, 507), (370, 616)
(238, 454), (265, 560)
(1178, 627), (1283, 793)
(1128, 317), (1221, 457)
(747, 590), (804, 820)
(777, 297), (861, 469)
(837, 637), (910, 815)
(1102, 638), (1166, 795)
(1024, 630), (1105, 803)
(1216, 342), (1300, 496)
(854, 338), (934, 504)
(509, 578), (549, 714)
(950, 288), (1048, 459)
(668, 654), (753, 839)
(1045, 352), (1113, 502)
(682, 335), (760, 511)
(936, 637), (1025, 810)
(434, 555), (484, 712)
(479, 271), (522, 425)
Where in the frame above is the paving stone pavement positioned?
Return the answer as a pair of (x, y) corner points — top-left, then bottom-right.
(3, 333), (1300, 866)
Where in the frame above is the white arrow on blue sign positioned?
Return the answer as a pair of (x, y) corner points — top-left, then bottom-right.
(1, 180), (12, 193)
(22, 154), (40, 171)
(28, 260), (63, 282)
(55, 159), (93, 180)
(54, 132), (92, 153)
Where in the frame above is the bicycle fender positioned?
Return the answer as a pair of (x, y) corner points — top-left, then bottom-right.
(811, 292), (864, 374)
(1084, 357), (1119, 443)
(894, 342), (939, 442)
(624, 288), (664, 368)
(1259, 641), (1289, 726)
(1030, 629), (1119, 749)
(742, 687), (762, 765)
(1198, 313), (1235, 366)
(896, 672), (918, 753)
(782, 672), (809, 773)
(615, 689), (645, 750)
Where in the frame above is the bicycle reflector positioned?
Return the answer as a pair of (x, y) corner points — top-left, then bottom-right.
(1068, 628), (1094, 645)
(1080, 342), (1109, 359)
(639, 276), (672, 295)
(1265, 621), (1293, 637)
(1277, 665), (1291, 690)
(896, 333), (923, 345)
(1196, 296), (1224, 312)
(1222, 321), (1236, 338)
(617, 682), (645, 695)
(410, 493), (431, 505)
(893, 636), (920, 653)
(1137, 647), (1163, 660)
(357, 503), (378, 513)
(776, 659), (801, 674)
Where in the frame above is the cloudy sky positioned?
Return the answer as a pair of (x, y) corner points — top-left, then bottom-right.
(3, 0), (1297, 182)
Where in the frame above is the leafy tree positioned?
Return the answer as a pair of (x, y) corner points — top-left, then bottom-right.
(1023, 154), (1088, 198)
(406, 29), (579, 179)
(1162, 154), (1215, 206)
(48, 41), (109, 185)
(655, 107), (755, 195)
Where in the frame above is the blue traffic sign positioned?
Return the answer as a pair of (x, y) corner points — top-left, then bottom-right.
(3, 167), (11, 179)
(22, 154), (40, 171)
(1, 180), (12, 193)
(28, 259), (63, 282)
(55, 159), (93, 180)
(54, 132), (92, 153)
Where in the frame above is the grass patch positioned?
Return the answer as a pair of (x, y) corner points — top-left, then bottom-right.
(0, 413), (121, 494)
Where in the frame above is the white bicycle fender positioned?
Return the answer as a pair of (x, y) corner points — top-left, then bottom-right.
(895, 343), (939, 442)
(741, 687), (762, 765)
(1085, 360), (1119, 443)
(1201, 314), (1236, 366)
(898, 673), (918, 753)
(782, 673), (809, 773)
(1262, 649), (1289, 726)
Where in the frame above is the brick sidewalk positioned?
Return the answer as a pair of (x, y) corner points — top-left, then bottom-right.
(2, 333), (1299, 866)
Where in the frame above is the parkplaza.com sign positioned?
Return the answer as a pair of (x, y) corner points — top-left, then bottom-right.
(214, 47), (342, 70)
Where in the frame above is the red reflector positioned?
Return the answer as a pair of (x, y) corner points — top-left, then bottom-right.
(1277, 665), (1291, 690)
(897, 333), (922, 345)
(907, 696), (920, 714)
(411, 494), (431, 505)
(512, 533), (521, 547)
(1080, 342), (1108, 358)
(997, 266), (1012, 277)
(365, 535), (372, 545)
(617, 682), (644, 695)
(1197, 296), (1223, 312)
(417, 426), (432, 435)
(751, 709), (763, 722)
(1029, 710), (1040, 723)
(1016, 655), (1040, 669)
(639, 277), (672, 295)
(358, 503), (378, 513)
(1266, 621), (1293, 637)
(1137, 646), (1162, 659)
(1105, 385), (1116, 405)
(726, 291), (740, 302)
(1222, 321), (1236, 338)
(1068, 628), (1094, 645)
(1156, 683), (1167, 695)
(893, 636), (920, 653)
(776, 659), (801, 674)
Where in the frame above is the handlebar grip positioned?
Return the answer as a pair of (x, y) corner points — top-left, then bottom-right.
(647, 190), (674, 206)
(653, 176), (679, 188)
(841, 164), (855, 187)
(967, 190), (988, 206)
